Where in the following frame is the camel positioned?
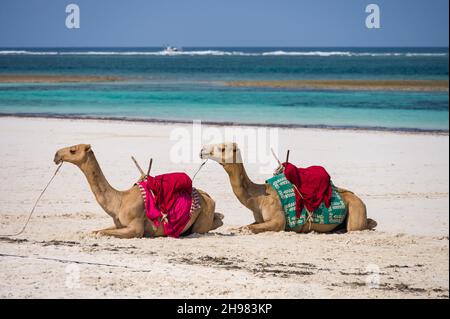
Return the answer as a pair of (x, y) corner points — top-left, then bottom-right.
(53, 144), (223, 238)
(200, 142), (376, 234)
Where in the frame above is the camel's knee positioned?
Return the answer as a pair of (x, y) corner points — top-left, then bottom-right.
(129, 219), (145, 238)
(131, 225), (145, 238)
(273, 217), (286, 232)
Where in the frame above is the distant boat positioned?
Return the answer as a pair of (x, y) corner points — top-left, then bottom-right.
(162, 45), (181, 54)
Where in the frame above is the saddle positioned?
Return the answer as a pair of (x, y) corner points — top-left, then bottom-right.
(267, 162), (346, 228)
(137, 172), (200, 238)
(282, 162), (333, 217)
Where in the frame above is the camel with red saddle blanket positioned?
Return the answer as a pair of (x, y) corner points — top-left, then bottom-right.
(53, 144), (223, 238)
(200, 142), (377, 234)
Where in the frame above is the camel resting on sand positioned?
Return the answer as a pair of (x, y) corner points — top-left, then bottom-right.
(200, 142), (377, 234)
(54, 144), (223, 238)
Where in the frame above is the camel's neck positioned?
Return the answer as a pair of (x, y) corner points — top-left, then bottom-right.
(223, 162), (260, 209)
(78, 152), (122, 217)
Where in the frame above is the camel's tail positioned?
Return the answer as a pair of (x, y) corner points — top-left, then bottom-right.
(214, 212), (225, 220)
(366, 218), (377, 230)
(211, 212), (224, 231)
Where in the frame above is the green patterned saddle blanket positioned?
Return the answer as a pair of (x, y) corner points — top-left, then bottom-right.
(266, 173), (347, 229)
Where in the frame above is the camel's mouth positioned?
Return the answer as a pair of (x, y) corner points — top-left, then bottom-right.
(199, 150), (209, 160)
(53, 154), (63, 165)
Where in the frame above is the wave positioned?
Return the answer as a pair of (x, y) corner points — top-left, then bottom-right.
(59, 50), (258, 56)
(262, 50), (359, 56)
(0, 49), (447, 57)
(0, 50), (59, 55)
(261, 51), (448, 57)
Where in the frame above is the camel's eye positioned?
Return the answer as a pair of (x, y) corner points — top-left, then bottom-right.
(70, 149), (76, 154)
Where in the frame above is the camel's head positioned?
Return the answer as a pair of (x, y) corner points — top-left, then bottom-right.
(200, 142), (242, 164)
(54, 144), (92, 165)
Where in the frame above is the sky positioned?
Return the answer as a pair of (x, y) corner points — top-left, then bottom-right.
(0, 0), (448, 47)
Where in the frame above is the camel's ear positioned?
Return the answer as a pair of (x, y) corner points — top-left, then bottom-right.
(84, 144), (92, 152)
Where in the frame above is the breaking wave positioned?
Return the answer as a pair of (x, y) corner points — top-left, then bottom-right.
(0, 50), (447, 57)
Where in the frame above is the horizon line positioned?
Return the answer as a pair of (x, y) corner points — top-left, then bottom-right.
(0, 45), (449, 49)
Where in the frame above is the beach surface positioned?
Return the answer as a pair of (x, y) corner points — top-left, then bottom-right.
(0, 117), (448, 298)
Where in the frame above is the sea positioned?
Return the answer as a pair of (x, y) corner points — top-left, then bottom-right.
(0, 47), (448, 132)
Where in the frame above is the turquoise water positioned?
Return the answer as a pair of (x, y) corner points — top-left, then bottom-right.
(0, 47), (448, 131)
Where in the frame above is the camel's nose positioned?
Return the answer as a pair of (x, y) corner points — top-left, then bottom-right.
(53, 152), (62, 165)
(199, 147), (212, 159)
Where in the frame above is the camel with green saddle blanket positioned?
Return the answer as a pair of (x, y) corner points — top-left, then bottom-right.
(200, 142), (377, 234)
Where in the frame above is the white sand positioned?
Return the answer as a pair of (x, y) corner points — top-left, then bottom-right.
(0, 117), (448, 298)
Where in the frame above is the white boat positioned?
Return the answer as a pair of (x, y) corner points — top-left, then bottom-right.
(162, 45), (181, 54)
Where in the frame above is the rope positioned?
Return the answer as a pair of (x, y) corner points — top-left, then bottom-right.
(191, 159), (208, 183)
(292, 183), (313, 231)
(0, 162), (63, 237)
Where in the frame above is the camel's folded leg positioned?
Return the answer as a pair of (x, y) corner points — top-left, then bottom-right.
(97, 221), (144, 239)
(92, 225), (117, 234)
(246, 217), (285, 234)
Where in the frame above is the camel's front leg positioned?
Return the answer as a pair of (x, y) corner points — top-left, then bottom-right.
(97, 221), (144, 239)
(229, 222), (256, 234)
(92, 225), (116, 235)
(242, 218), (285, 234)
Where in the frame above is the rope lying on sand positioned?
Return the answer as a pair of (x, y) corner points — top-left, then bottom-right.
(0, 163), (63, 237)
(0, 252), (147, 270)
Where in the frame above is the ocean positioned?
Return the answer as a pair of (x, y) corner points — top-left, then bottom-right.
(0, 47), (448, 132)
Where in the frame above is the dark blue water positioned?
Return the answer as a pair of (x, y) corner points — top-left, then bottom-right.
(0, 47), (448, 131)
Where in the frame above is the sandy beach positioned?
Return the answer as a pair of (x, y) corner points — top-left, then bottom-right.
(0, 116), (448, 298)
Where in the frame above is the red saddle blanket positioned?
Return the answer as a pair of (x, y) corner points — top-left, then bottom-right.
(137, 172), (200, 238)
(282, 162), (332, 218)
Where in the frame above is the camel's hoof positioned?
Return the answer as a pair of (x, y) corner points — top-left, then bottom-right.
(91, 230), (105, 237)
(230, 226), (253, 235)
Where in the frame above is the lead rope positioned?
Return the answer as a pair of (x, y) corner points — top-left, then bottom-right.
(191, 159), (208, 184)
(0, 162), (63, 237)
(292, 183), (313, 231)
